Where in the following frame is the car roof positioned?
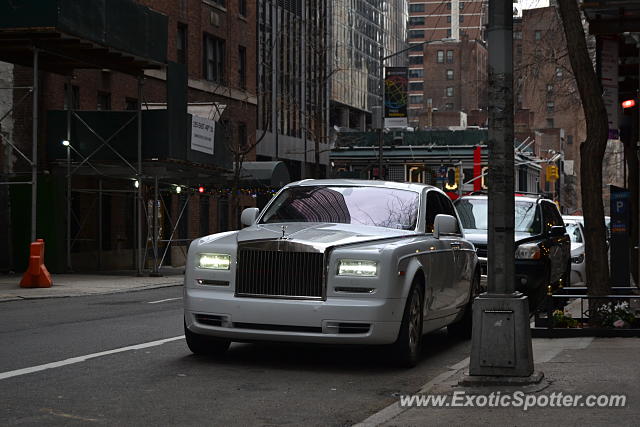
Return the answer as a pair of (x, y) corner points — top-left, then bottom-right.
(285, 179), (437, 193)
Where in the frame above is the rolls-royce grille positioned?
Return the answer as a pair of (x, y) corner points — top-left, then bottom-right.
(236, 248), (325, 299)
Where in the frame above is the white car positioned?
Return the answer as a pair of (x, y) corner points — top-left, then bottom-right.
(562, 216), (586, 285)
(184, 179), (479, 367)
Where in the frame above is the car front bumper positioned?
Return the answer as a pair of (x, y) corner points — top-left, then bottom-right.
(184, 287), (405, 345)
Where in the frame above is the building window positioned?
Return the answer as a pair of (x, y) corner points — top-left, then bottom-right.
(460, 2), (465, 9)
(516, 44), (523, 56)
(546, 101), (554, 113)
(409, 30), (425, 39)
(409, 4), (425, 12)
(97, 91), (111, 110)
(177, 23), (188, 65)
(447, 15), (452, 23)
(238, 45), (247, 89)
(239, 0), (247, 16)
(437, 50), (444, 63)
(546, 118), (554, 128)
(556, 67), (563, 77)
(409, 43), (423, 52)
(446, 69), (454, 80)
(125, 97), (138, 111)
(409, 68), (424, 78)
(446, 50), (454, 63)
(446, 87), (454, 97)
(237, 122), (247, 149)
(409, 16), (425, 26)
(63, 84), (80, 110)
(447, 2), (452, 9)
(459, 15), (464, 23)
(210, 0), (225, 7)
(446, 29), (452, 38)
(409, 82), (424, 91)
(567, 135), (573, 145)
(514, 31), (522, 40)
(203, 33), (225, 83)
(409, 55), (424, 65)
(534, 30), (542, 40)
(409, 95), (424, 105)
(445, 103), (454, 111)
(546, 84), (554, 95)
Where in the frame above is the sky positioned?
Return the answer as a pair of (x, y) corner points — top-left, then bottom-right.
(516, 0), (550, 16)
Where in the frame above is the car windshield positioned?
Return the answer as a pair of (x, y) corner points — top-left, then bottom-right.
(455, 198), (542, 234)
(565, 222), (583, 243)
(259, 186), (419, 230)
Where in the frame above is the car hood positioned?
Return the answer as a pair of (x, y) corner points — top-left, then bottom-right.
(463, 230), (535, 245)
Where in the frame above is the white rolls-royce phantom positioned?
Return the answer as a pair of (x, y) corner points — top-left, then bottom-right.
(184, 180), (479, 367)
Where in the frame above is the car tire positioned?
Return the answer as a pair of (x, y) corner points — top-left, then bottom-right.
(184, 321), (231, 357)
(391, 281), (424, 368)
(448, 271), (480, 339)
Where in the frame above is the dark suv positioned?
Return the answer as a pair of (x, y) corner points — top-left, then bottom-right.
(454, 194), (571, 309)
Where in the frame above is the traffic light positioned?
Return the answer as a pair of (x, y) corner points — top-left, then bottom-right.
(445, 166), (458, 190)
(546, 165), (559, 181)
(481, 166), (489, 190)
(198, 186), (205, 193)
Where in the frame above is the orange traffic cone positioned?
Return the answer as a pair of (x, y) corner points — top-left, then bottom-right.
(19, 239), (53, 288)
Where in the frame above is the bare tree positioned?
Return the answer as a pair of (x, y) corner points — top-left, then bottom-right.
(556, 0), (611, 301)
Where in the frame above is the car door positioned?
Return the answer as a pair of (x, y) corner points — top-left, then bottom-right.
(422, 191), (456, 318)
(436, 192), (473, 310)
(541, 201), (570, 283)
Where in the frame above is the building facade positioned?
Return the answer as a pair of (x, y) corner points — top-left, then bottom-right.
(407, 0), (488, 129)
(0, 0), (258, 272)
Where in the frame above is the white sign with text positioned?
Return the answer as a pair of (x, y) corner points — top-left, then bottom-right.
(190, 115), (216, 155)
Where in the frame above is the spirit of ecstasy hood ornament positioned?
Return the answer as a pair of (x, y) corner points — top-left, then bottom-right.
(280, 225), (288, 239)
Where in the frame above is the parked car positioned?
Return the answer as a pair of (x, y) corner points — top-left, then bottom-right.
(184, 180), (480, 367)
(454, 194), (571, 309)
(562, 216), (586, 285)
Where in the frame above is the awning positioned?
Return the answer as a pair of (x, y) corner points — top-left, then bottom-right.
(237, 161), (290, 188)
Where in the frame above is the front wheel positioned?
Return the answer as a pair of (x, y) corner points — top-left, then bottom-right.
(390, 282), (424, 368)
(184, 321), (231, 357)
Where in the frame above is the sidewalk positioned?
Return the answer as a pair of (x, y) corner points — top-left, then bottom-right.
(360, 337), (640, 426)
(0, 271), (184, 302)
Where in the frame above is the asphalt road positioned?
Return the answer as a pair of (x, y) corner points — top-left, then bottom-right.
(0, 287), (471, 426)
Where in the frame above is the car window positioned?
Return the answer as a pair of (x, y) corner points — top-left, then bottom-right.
(456, 197), (541, 235)
(565, 223), (583, 243)
(259, 186), (419, 230)
(435, 192), (461, 234)
(425, 191), (441, 233)
(541, 201), (562, 232)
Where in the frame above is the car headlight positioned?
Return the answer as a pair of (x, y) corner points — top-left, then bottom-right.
(198, 253), (231, 270)
(515, 243), (541, 260)
(337, 259), (378, 277)
(572, 253), (585, 264)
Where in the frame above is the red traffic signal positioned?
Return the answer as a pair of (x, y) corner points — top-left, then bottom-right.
(198, 186), (205, 193)
(622, 99), (636, 109)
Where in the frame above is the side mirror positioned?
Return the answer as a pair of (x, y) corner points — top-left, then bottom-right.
(550, 225), (565, 238)
(434, 214), (457, 239)
(241, 207), (260, 226)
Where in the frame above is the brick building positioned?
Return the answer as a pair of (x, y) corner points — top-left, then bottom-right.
(0, 0), (258, 272)
(407, 0), (488, 129)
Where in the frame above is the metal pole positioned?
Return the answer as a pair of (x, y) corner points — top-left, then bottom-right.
(378, 45), (384, 180)
(151, 175), (160, 276)
(469, 0), (534, 378)
(137, 76), (143, 276)
(31, 48), (38, 243)
(98, 179), (102, 271)
(66, 78), (72, 272)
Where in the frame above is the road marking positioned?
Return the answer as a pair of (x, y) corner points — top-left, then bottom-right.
(147, 297), (182, 304)
(0, 335), (185, 381)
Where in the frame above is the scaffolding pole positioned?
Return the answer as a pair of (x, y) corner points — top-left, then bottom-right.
(136, 76), (143, 276)
(31, 48), (38, 243)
